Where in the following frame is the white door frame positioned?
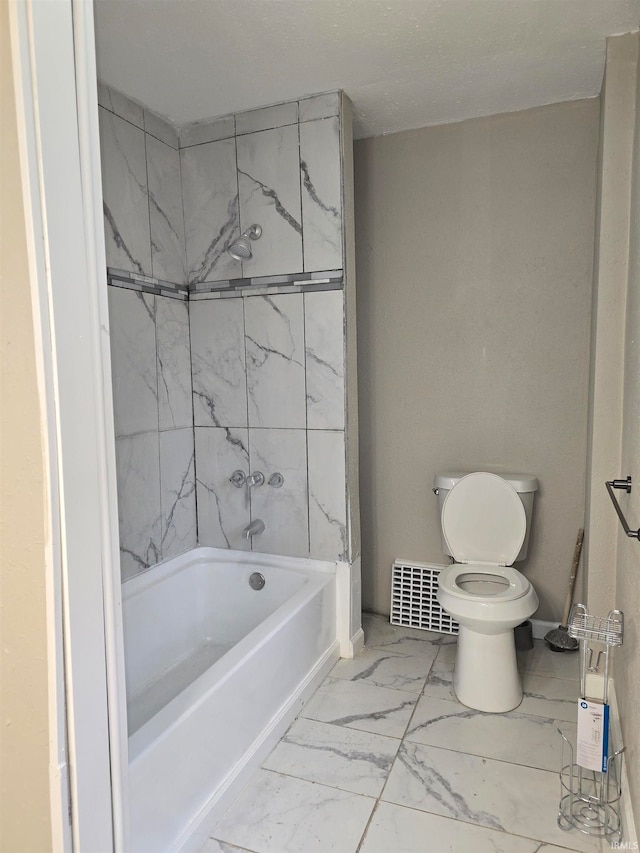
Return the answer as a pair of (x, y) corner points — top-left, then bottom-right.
(9, 0), (128, 848)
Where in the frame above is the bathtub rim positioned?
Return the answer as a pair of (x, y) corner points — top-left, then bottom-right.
(125, 546), (337, 762)
(123, 545), (336, 600)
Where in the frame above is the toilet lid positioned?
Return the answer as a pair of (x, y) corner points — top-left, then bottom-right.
(442, 472), (526, 566)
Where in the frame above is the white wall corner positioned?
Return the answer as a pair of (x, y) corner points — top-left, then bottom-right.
(336, 559), (363, 658)
(609, 679), (639, 845)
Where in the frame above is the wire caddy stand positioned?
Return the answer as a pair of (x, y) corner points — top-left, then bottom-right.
(557, 603), (625, 841)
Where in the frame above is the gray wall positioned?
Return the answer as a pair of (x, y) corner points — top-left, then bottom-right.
(355, 99), (600, 621)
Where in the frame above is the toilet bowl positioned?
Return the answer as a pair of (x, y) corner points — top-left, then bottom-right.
(435, 471), (539, 712)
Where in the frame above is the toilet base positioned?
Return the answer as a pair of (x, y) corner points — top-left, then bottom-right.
(454, 626), (523, 712)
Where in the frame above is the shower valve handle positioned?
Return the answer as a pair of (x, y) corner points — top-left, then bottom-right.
(229, 470), (246, 488)
(246, 472), (265, 487)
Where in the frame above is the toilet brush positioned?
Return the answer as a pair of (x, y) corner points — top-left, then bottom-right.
(544, 528), (583, 652)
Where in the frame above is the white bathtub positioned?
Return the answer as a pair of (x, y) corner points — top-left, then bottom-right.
(123, 546), (339, 852)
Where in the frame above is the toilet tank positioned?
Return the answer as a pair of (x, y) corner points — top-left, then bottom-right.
(434, 471), (538, 562)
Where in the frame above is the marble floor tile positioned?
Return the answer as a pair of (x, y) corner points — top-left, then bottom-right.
(363, 612), (455, 658)
(329, 646), (436, 693)
(360, 801), (547, 853)
(535, 847), (595, 853)
(211, 769), (375, 853)
(519, 641), (580, 682)
(200, 841), (251, 853)
(422, 660), (579, 723)
(520, 673), (579, 722)
(300, 676), (418, 739)
(434, 641), (458, 667)
(423, 659), (457, 701)
(405, 694), (573, 771)
(193, 625), (599, 853)
(381, 742), (600, 852)
(263, 717), (399, 797)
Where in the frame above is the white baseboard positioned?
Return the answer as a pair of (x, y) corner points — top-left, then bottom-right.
(349, 628), (365, 658)
(176, 640), (341, 852)
(530, 618), (558, 640)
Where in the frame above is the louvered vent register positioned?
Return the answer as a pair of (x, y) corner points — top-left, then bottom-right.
(391, 559), (459, 635)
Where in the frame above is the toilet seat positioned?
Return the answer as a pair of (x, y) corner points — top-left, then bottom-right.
(438, 563), (531, 603)
(442, 472), (526, 566)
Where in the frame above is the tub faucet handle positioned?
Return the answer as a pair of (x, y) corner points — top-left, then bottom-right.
(230, 470), (246, 488)
(246, 472), (265, 487)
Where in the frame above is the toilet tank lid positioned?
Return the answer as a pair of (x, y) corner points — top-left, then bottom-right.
(434, 471), (538, 493)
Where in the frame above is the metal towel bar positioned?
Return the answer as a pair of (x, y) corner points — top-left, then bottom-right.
(605, 476), (640, 541)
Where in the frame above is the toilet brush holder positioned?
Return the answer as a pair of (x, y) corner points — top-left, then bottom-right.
(514, 620), (534, 651)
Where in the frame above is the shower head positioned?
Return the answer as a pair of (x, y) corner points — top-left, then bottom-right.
(228, 224), (262, 261)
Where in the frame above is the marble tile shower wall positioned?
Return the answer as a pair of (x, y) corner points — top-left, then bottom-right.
(98, 83), (186, 287)
(108, 287), (196, 580)
(99, 84), (196, 580)
(180, 92), (343, 284)
(100, 83), (348, 571)
(192, 289), (347, 561)
(181, 93), (347, 561)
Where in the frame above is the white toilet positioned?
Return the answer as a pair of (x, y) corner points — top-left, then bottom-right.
(435, 471), (539, 712)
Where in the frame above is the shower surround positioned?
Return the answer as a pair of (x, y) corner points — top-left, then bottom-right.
(100, 84), (361, 850)
(99, 85), (360, 576)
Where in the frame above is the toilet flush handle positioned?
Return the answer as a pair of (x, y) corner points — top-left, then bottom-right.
(433, 488), (439, 495)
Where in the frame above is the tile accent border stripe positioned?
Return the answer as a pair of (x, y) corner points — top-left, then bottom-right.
(107, 267), (343, 300)
(188, 269), (343, 297)
(107, 267), (189, 300)
(189, 282), (344, 301)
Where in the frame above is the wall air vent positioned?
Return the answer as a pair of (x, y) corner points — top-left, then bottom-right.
(391, 559), (459, 635)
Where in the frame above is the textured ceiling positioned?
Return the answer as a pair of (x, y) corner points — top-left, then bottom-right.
(94, 0), (640, 138)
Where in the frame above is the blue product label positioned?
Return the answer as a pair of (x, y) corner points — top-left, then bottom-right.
(602, 703), (610, 773)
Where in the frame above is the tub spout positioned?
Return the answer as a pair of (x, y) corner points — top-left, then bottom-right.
(243, 518), (265, 539)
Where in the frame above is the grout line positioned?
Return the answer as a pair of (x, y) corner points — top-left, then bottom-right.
(302, 293), (311, 557)
(186, 299), (199, 546)
(397, 736), (567, 776)
(358, 798), (591, 853)
(355, 798), (381, 853)
(258, 764), (381, 801)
